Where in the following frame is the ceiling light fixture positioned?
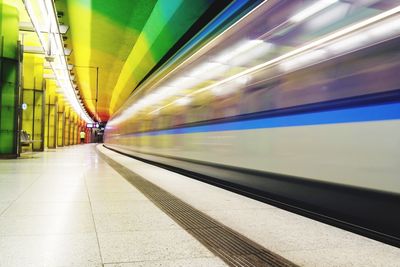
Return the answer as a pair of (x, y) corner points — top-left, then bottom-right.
(23, 0), (93, 123)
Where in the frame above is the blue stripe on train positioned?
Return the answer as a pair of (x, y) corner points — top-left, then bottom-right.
(135, 102), (400, 137)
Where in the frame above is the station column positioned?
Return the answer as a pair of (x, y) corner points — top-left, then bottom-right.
(22, 53), (44, 152)
(69, 112), (75, 145)
(45, 79), (57, 148)
(64, 106), (70, 146)
(0, 3), (20, 158)
(57, 97), (65, 147)
(73, 114), (78, 144)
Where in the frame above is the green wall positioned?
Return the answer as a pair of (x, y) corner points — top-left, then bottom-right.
(0, 2), (19, 157)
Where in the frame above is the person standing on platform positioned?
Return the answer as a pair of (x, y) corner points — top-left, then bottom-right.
(80, 130), (86, 144)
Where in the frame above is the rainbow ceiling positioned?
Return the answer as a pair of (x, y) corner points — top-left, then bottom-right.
(56, 0), (224, 122)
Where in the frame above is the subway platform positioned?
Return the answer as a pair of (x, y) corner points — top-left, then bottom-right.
(0, 144), (399, 267)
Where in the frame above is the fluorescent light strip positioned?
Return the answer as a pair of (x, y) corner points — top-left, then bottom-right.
(23, 0), (93, 123)
(23, 0), (45, 46)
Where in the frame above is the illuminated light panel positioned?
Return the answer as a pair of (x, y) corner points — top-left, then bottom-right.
(175, 96), (191, 106)
(280, 49), (327, 71)
(214, 39), (264, 62)
(289, 0), (339, 23)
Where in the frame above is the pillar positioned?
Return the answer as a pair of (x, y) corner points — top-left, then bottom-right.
(64, 106), (70, 146)
(45, 79), (57, 148)
(70, 112), (76, 145)
(22, 53), (44, 152)
(85, 122), (90, 143)
(0, 2), (20, 158)
(57, 97), (64, 147)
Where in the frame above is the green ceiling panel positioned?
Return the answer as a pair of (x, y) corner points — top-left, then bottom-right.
(57, 0), (218, 121)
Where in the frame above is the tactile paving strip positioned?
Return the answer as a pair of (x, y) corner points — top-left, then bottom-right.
(99, 149), (298, 267)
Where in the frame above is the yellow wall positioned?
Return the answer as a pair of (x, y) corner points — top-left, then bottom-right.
(22, 54), (44, 151)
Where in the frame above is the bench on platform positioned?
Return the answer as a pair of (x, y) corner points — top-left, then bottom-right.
(20, 130), (41, 146)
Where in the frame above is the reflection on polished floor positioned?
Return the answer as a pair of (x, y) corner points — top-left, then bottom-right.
(0, 145), (225, 267)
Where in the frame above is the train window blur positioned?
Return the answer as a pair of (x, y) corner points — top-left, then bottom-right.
(166, 41), (400, 125)
(107, 0), (400, 135)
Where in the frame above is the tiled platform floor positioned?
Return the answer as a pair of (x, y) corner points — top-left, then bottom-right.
(0, 145), (225, 267)
(0, 144), (399, 266)
(98, 145), (400, 267)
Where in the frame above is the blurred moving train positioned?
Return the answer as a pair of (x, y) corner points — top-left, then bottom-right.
(105, 0), (400, 246)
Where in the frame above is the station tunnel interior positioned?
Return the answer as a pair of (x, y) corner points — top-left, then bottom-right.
(0, 0), (400, 263)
